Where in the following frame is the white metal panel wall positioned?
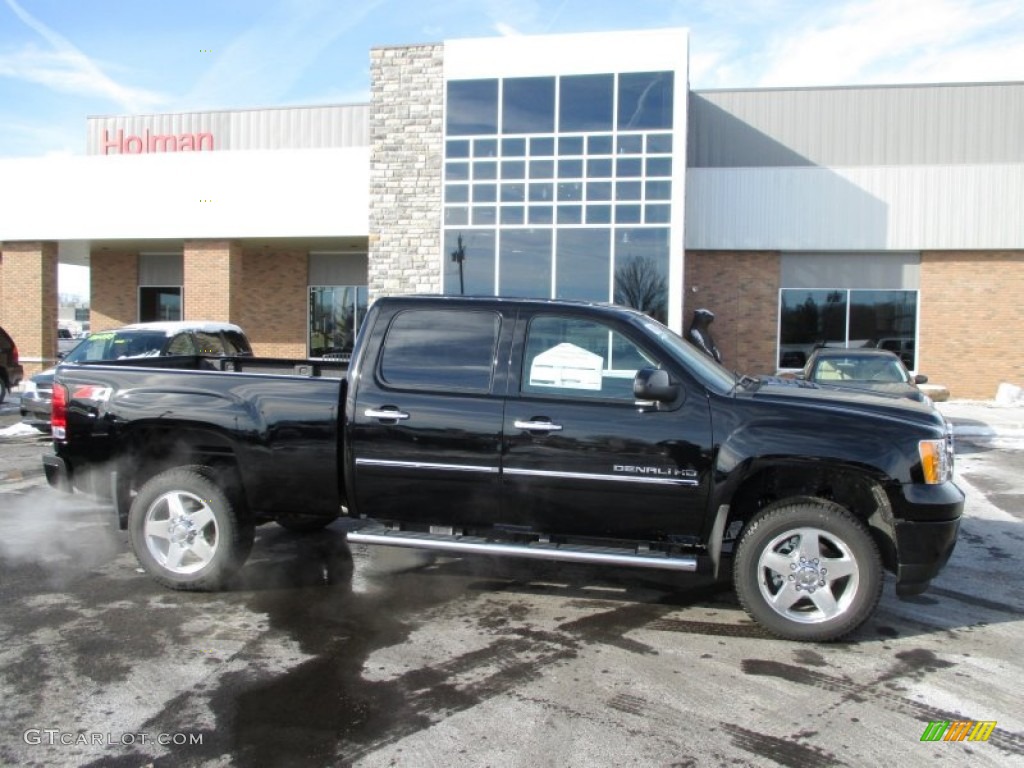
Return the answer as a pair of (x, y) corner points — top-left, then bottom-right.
(780, 253), (919, 289)
(445, 27), (689, 78)
(87, 104), (370, 154)
(309, 253), (368, 285)
(689, 83), (1024, 168)
(138, 253), (184, 285)
(0, 147), (370, 240)
(685, 164), (1024, 250)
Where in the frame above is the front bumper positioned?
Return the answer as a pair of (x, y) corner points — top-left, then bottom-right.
(893, 517), (962, 596)
(893, 480), (965, 597)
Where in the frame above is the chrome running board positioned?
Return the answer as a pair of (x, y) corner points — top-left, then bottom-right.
(346, 529), (698, 572)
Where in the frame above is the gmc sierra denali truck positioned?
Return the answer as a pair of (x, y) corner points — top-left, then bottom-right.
(43, 296), (964, 641)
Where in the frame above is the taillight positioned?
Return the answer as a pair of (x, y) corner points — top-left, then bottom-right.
(11, 342), (18, 364)
(52, 383), (68, 440)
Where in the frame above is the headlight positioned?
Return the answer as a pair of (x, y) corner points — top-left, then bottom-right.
(22, 380), (37, 396)
(919, 434), (954, 484)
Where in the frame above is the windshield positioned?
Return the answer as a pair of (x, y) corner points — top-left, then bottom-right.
(633, 315), (737, 393)
(809, 355), (911, 384)
(63, 330), (168, 363)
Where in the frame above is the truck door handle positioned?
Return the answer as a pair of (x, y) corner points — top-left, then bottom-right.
(365, 407), (410, 422)
(514, 419), (563, 432)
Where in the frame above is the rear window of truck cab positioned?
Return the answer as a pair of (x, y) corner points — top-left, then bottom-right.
(379, 309), (500, 392)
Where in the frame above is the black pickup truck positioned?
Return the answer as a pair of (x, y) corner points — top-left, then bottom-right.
(43, 296), (963, 641)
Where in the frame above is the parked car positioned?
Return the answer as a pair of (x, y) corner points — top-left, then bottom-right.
(58, 326), (83, 356)
(20, 321), (251, 425)
(0, 325), (25, 404)
(802, 347), (931, 403)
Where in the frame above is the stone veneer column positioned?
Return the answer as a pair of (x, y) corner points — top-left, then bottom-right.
(90, 250), (139, 332)
(369, 43), (444, 299)
(183, 240), (243, 322)
(0, 241), (58, 377)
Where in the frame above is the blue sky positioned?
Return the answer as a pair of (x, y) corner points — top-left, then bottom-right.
(1, 0), (1022, 297)
(2, 0), (1023, 159)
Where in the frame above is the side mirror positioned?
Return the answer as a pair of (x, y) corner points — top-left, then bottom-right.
(57, 352), (67, 361)
(914, 374), (929, 385)
(634, 368), (678, 403)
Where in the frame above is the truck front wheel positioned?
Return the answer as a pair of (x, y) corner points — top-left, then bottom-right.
(734, 498), (883, 642)
(128, 467), (254, 591)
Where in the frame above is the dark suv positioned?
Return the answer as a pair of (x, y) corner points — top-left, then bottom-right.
(20, 321), (251, 425)
(0, 325), (25, 404)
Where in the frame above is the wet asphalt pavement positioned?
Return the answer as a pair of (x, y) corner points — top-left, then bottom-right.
(1, 400), (1023, 767)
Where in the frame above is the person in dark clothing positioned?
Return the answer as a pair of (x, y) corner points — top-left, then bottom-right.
(686, 308), (722, 362)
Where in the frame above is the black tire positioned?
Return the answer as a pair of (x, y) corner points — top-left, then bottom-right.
(275, 514), (338, 533)
(734, 498), (883, 642)
(0, 378), (7, 404)
(128, 466), (254, 591)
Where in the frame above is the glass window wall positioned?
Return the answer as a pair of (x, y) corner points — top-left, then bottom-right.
(443, 71), (676, 324)
(309, 285), (368, 359)
(778, 289), (918, 369)
(139, 287), (181, 322)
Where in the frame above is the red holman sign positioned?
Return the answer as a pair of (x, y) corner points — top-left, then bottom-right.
(102, 129), (215, 155)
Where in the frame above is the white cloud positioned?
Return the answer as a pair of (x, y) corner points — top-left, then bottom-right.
(493, 22), (521, 36)
(755, 0), (1024, 86)
(1, 0), (164, 111)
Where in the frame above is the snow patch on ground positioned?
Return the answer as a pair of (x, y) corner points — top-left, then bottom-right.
(0, 423), (45, 438)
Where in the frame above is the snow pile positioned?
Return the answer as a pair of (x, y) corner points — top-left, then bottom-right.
(0, 423), (44, 438)
(995, 383), (1024, 407)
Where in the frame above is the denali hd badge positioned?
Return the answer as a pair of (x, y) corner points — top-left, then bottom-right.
(613, 465), (698, 478)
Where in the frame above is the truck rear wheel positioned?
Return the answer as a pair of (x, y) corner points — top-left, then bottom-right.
(128, 467), (254, 591)
(734, 498), (883, 642)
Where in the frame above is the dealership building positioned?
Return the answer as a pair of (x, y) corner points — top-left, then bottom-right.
(0, 27), (1021, 398)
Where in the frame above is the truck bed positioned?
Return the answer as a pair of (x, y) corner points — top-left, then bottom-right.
(49, 355), (348, 521)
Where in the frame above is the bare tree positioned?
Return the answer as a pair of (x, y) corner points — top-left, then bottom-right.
(614, 255), (668, 323)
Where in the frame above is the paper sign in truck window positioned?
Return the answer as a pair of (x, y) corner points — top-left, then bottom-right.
(529, 343), (603, 391)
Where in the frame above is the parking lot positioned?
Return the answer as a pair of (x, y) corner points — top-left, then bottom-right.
(1, 399), (1023, 767)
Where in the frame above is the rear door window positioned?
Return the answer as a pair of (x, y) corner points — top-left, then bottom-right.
(166, 333), (196, 355)
(193, 332), (226, 355)
(222, 330), (252, 355)
(379, 309), (500, 392)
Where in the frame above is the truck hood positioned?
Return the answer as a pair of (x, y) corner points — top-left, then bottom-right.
(738, 375), (945, 430)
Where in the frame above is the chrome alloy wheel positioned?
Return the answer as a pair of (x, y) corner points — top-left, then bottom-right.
(756, 526), (860, 624)
(143, 490), (220, 575)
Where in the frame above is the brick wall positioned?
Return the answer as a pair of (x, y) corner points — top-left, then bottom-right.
(920, 250), (1024, 400)
(183, 240), (243, 322)
(90, 250), (139, 331)
(88, 243), (308, 358)
(369, 43), (444, 299)
(0, 241), (58, 377)
(684, 251), (781, 375)
(239, 248), (308, 358)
